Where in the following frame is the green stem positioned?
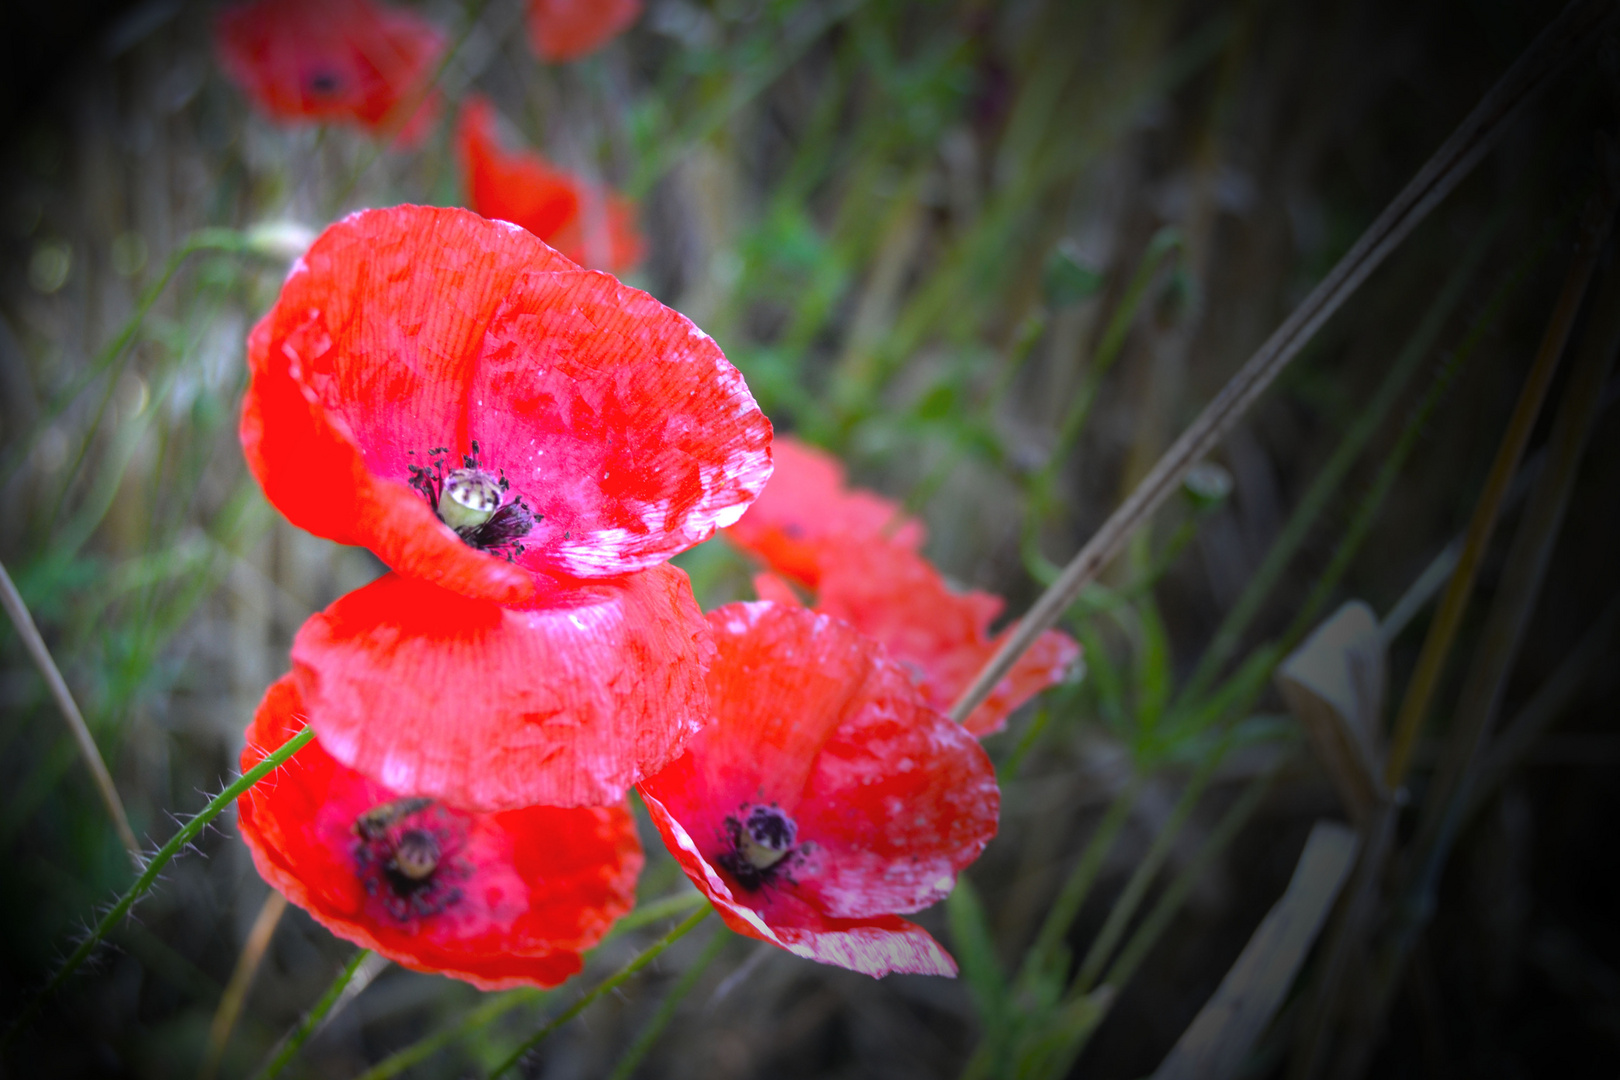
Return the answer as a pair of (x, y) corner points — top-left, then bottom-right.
(251, 949), (372, 1080)
(353, 891), (709, 1080)
(0, 724), (315, 1048)
(490, 906), (713, 1078)
(605, 928), (729, 1080)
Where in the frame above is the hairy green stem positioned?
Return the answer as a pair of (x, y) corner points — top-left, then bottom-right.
(251, 949), (372, 1080)
(0, 724), (314, 1049)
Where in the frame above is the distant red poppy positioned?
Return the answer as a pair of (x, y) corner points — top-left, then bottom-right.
(457, 97), (643, 273)
(810, 539), (1080, 737)
(723, 437), (924, 589)
(638, 602), (999, 978)
(238, 675), (643, 991)
(527, 0), (641, 62)
(215, 0), (446, 144)
(289, 564), (713, 811)
(241, 205), (772, 605)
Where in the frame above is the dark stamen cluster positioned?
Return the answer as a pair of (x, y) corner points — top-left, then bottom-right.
(717, 803), (803, 893)
(407, 439), (540, 561)
(352, 798), (466, 921)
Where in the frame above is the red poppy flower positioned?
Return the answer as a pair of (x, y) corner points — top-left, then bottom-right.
(237, 675), (642, 991)
(723, 437), (924, 589)
(811, 540), (1081, 737)
(637, 602), (999, 978)
(527, 0), (641, 62)
(241, 205), (772, 605)
(457, 97), (643, 274)
(289, 564), (712, 811)
(214, 0), (446, 145)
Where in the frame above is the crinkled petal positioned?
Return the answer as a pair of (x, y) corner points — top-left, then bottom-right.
(725, 437), (923, 588)
(527, 0), (641, 61)
(214, 0), (445, 144)
(242, 205), (771, 600)
(291, 563), (713, 810)
(813, 540), (1081, 736)
(640, 790), (955, 978)
(237, 676), (642, 991)
(457, 97), (643, 273)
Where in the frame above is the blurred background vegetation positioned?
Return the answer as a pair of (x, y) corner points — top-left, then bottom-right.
(1, 0), (1618, 1076)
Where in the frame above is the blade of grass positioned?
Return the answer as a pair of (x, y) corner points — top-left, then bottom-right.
(0, 723), (315, 1049)
(949, 0), (1612, 726)
(1016, 773), (1145, 994)
(1149, 821), (1358, 1080)
(604, 927), (728, 1080)
(351, 890), (709, 1080)
(1072, 748), (1227, 995)
(1179, 209), (1504, 704)
(0, 558), (140, 867)
(199, 891), (287, 1080)
(1384, 180), (1618, 788)
(489, 905), (712, 1079)
(250, 949), (372, 1080)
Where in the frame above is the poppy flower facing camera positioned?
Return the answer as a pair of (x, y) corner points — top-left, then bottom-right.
(527, 0), (642, 62)
(289, 565), (713, 811)
(215, 0), (447, 144)
(237, 676), (643, 991)
(457, 97), (643, 274)
(638, 602), (1000, 978)
(241, 205), (772, 605)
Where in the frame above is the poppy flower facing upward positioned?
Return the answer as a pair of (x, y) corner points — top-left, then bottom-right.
(723, 437), (925, 589)
(237, 676), (642, 990)
(289, 565), (713, 811)
(457, 97), (643, 274)
(527, 0), (642, 62)
(638, 602), (999, 978)
(241, 205), (772, 605)
(215, 0), (447, 144)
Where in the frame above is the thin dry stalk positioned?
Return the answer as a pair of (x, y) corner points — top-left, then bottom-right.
(1383, 184), (1619, 788)
(199, 891), (288, 1080)
(0, 557), (141, 867)
(948, 0), (1614, 726)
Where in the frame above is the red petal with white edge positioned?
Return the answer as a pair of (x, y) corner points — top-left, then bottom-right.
(812, 539), (1081, 736)
(290, 563), (713, 810)
(637, 602), (996, 977)
(724, 436), (923, 589)
(641, 790), (955, 978)
(238, 676), (642, 991)
(242, 205), (771, 602)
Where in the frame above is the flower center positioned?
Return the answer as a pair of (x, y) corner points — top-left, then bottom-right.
(438, 468), (502, 530)
(718, 804), (799, 891)
(388, 828), (441, 883)
(352, 798), (465, 920)
(407, 441), (540, 560)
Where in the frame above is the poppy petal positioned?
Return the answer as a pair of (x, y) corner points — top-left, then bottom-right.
(238, 676), (642, 991)
(242, 205), (772, 600)
(527, 0), (641, 62)
(724, 436), (924, 589)
(638, 602), (997, 978)
(812, 540), (1081, 736)
(291, 564), (713, 810)
(457, 97), (643, 273)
